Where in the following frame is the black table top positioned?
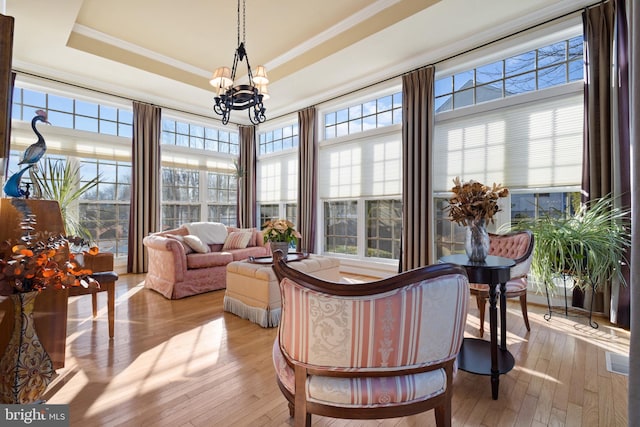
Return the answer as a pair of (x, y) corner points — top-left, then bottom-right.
(440, 254), (515, 285)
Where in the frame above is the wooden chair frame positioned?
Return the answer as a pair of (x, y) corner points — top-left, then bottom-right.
(272, 251), (468, 427)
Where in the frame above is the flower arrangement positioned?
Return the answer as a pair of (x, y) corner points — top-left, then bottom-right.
(0, 214), (97, 293)
(445, 177), (509, 226)
(262, 219), (301, 245)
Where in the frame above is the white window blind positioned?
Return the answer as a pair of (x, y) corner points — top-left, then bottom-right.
(433, 91), (583, 192)
(319, 132), (401, 199)
(257, 152), (298, 203)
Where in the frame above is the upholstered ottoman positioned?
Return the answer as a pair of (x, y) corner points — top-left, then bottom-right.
(224, 255), (341, 327)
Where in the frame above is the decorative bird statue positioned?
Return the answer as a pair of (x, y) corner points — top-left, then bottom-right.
(3, 164), (33, 198)
(18, 109), (50, 166)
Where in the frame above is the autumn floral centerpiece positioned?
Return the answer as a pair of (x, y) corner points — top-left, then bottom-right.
(445, 177), (509, 261)
(262, 219), (301, 244)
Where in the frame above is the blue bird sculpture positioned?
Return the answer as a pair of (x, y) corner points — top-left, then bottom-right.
(3, 164), (34, 198)
(18, 109), (50, 166)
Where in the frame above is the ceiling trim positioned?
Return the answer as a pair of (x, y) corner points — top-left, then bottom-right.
(265, 0), (402, 70)
(71, 24), (210, 78)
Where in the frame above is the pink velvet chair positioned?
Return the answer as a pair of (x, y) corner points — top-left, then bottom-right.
(271, 250), (469, 427)
(470, 230), (535, 337)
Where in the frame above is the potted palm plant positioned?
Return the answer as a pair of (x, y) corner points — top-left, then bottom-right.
(511, 194), (630, 295)
(29, 158), (100, 241)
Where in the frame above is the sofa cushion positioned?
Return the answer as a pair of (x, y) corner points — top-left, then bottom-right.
(186, 252), (233, 269)
(185, 222), (228, 244)
(165, 233), (194, 254)
(183, 235), (210, 253)
(223, 231), (252, 250)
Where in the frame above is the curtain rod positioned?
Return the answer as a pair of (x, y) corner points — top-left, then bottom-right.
(268, 0), (607, 123)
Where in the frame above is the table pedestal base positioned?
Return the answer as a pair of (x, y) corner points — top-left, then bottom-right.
(458, 338), (514, 399)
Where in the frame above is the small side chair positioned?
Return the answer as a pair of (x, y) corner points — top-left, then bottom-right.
(470, 230), (535, 337)
(271, 250), (469, 427)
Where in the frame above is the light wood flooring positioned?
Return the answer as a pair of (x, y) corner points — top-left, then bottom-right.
(44, 273), (630, 427)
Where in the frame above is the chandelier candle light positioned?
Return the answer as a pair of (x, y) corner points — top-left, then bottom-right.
(210, 0), (268, 125)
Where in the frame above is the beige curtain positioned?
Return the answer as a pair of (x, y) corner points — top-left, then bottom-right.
(127, 101), (161, 273)
(582, 0), (631, 326)
(238, 125), (256, 228)
(297, 107), (317, 253)
(400, 66), (434, 272)
(628, 0), (639, 419)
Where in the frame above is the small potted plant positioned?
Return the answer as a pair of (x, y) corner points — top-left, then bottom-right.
(262, 219), (301, 258)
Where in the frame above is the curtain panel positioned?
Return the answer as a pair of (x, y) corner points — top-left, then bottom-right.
(127, 101), (161, 273)
(238, 125), (257, 228)
(297, 107), (317, 253)
(400, 66), (434, 272)
(582, 0), (631, 326)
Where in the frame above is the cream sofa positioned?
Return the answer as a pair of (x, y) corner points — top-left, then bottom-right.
(143, 223), (269, 299)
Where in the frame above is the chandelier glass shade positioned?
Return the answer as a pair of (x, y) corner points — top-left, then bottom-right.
(211, 0), (268, 125)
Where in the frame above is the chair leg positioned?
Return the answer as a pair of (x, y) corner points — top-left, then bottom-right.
(520, 294), (531, 332)
(434, 402), (452, 427)
(476, 294), (486, 338)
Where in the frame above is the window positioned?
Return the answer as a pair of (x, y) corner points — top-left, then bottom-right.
(435, 191), (580, 259)
(259, 123), (299, 155)
(435, 36), (584, 112)
(432, 28), (584, 260)
(257, 121), (298, 226)
(161, 167), (201, 230)
(324, 201), (357, 255)
(162, 119), (239, 154)
(259, 204), (279, 227)
(79, 158), (131, 256)
(366, 199), (401, 259)
(12, 87), (133, 137)
(207, 172), (237, 225)
(324, 92), (402, 140)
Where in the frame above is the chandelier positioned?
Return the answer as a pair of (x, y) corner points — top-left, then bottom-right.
(210, 0), (268, 125)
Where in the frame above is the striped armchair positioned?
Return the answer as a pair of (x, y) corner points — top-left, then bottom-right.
(271, 251), (469, 427)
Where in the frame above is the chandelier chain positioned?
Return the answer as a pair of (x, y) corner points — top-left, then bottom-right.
(242, 0), (246, 45)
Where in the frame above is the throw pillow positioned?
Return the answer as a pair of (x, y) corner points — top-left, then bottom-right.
(222, 231), (252, 250)
(165, 234), (194, 254)
(183, 234), (210, 253)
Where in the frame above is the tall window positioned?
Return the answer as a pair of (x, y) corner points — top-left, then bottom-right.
(319, 90), (402, 261)
(10, 84), (133, 259)
(257, 122), (299, 226)
(433, 32), (584, 258)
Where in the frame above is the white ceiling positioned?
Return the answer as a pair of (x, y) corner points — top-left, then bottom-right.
(5, 0), (593, 125)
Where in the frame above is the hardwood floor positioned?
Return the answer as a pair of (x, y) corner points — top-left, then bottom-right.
(45, 273), (630, 427)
